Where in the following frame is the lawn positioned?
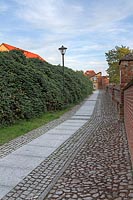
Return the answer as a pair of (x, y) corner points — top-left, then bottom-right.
(0, 107), (72, 145)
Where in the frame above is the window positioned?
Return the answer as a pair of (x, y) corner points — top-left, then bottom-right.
(93, 77), (97, 81)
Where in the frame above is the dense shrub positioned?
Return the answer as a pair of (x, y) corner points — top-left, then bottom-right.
(0, 50), (93, 126)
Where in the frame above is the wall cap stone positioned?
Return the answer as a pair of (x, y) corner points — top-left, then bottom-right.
(119, 53), (133, 64)
(123, 79), (133, 90)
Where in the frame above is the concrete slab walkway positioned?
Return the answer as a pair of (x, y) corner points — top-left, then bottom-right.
(0, 91), (99, 199)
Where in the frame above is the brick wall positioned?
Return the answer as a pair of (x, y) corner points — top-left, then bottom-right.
(107, 54), (133, 164)
(106, 85), (121, 114)
(124, 83), (133, 162)
(119, 56), (133, 119)
(120, 60), (133, 89)
(107, 85), (114, 99)
(102, 76), (109, 89)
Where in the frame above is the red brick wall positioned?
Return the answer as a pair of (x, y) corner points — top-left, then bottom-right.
(102, 76), (109, 89)
(120, 60), (133, 89)
(124, 84), (133, 161)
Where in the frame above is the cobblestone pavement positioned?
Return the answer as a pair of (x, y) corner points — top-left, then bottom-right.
(0, 102), (83, 158)
(45, 91), (133, 200)
(1, 91), (133, 200)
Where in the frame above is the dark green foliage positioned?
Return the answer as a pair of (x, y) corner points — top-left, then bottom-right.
(0, 50), (93, 126)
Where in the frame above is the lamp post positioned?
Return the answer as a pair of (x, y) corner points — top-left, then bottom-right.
(58, 45), (67, 94)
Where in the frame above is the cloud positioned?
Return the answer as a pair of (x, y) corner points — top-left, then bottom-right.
(12, 0), (133, 41)
(2, 0), (133, 75)
(14, 0), (84, 33)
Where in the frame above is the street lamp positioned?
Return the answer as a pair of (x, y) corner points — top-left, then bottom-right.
(58, 45), (67, 94)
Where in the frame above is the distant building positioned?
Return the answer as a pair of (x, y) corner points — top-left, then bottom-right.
(85, 70), (109, 89)
(0, 43), (46, 62)
(85, 70), (96, 78)
(102, 76), (110, 89)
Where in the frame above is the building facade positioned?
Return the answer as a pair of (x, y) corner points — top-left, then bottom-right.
(85, 70), (109, 89)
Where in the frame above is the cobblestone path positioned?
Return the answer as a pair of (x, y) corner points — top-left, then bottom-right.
(45, 91), (133, 200)
(1, 91), (133, 200)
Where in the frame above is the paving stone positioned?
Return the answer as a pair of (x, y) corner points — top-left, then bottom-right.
(13, 144), (55, 158)
(44, 91), (133, 200)
(0, 154), (43, 170)
(0, 166), (28, 186)
(1, 90), (133, 200)
(0, 98), (87, 159)
(0, 186), (13, 200)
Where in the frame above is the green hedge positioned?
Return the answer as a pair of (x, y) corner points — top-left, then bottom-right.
(0, 50), (93, 126)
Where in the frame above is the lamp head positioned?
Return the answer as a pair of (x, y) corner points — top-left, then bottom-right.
(58, 45), (67, 55)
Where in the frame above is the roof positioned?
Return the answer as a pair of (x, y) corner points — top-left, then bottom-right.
(95, 72), (102, 76)
(85, 70), (103, 78)
(0, 43), (46, 61)
(85, 70), (96, 77)
(119, 53), (133, 64)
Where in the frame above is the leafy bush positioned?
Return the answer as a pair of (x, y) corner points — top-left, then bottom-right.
(0, 50), (93, 126)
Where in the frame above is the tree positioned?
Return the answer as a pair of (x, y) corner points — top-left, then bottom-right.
(105, 45), (132, 84)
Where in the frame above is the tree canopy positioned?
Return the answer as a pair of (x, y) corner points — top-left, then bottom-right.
(0, 50), (93, 126)
(105, 45), (132, 84)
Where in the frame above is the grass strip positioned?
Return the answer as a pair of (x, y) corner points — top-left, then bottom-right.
(0, 107), (72, 145)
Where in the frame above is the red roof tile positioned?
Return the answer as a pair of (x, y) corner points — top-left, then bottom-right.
(85, 70), (96, 77)
(1, 43), (46, 61)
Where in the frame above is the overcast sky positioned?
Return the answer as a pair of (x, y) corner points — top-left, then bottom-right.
(0, 0), (133, 75)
